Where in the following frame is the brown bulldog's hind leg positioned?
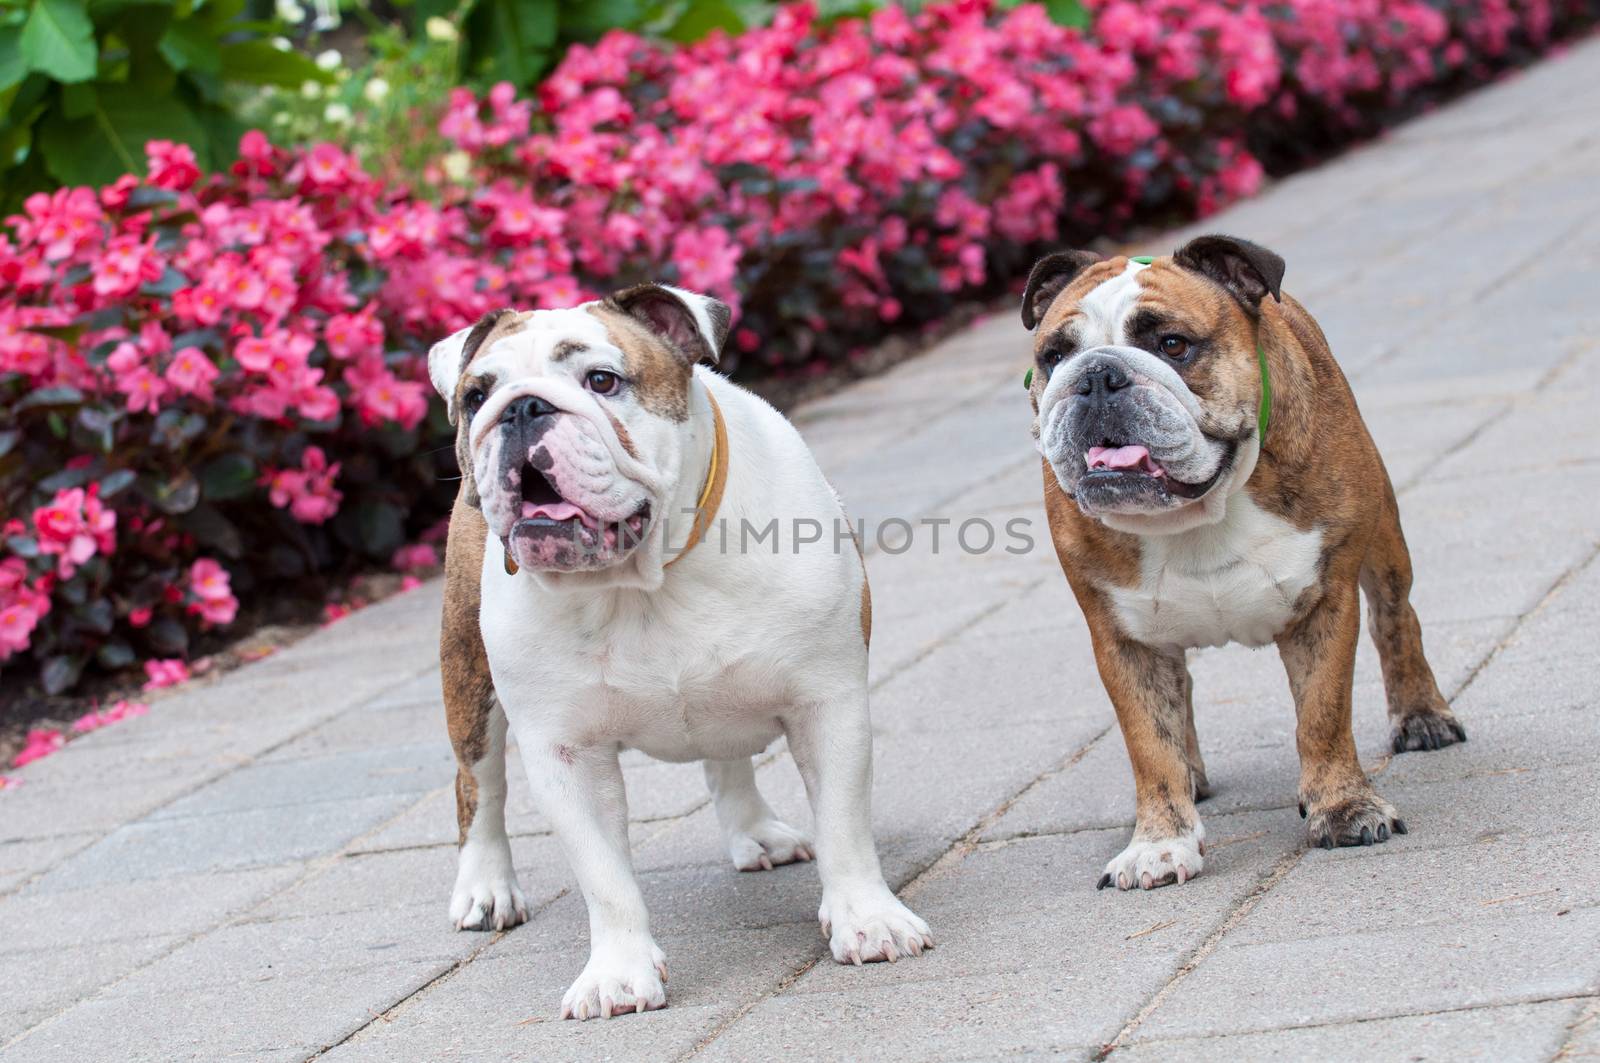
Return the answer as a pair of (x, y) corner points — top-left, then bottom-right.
(1359, 483), (1466, 754)
(1279, 579), (1404, 848)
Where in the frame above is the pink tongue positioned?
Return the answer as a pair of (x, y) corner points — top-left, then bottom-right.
(1086, 445), (1160, 473)
(520, 501), (596, 527)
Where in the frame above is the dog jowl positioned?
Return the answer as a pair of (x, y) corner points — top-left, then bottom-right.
(1024, 235), (1465, 890)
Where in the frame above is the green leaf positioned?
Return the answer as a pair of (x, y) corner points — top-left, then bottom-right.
(15, 384), (83, 409)
(20, 0), (97, 83)
(217, 40), (332, 87)
(96, 639), (136, 669)
(145, 615), (188, 655)
(157, 17), (220, 74)
(99, 467), (136, 497)
(199, 452), (257, 501)
(0, 28), (29, 91)
(661, 0), (743, 42)
(41, 652), (86, 694)
(1041, 0), (1089, 29)
(557, 0), (634, 38)
(37, 85), (208, 186)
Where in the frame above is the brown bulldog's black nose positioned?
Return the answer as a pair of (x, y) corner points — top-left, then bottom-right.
(504, 394), (559, 426)
(1077, 362), (1130, 398)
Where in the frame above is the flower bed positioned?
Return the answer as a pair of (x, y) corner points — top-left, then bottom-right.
(2, 0), (1595, 704)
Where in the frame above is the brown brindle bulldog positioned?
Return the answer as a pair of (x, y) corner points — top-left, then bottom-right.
(1022, 235), (1465, 891)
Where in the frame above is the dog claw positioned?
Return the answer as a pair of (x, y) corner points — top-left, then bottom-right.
(1097, 872), (1113, 890)
(1298, 802), (1307, 819)
(1393, 818), (1408, 835)
(1360, 826), (1374, 846)
(1376, 823), (1389, 841)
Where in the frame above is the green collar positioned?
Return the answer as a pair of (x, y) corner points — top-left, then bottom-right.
(1026, 254), (1270, 444)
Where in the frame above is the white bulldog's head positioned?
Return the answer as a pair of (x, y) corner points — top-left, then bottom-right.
(429, 284), (729, 584)
(1022, 235), (1285, 536)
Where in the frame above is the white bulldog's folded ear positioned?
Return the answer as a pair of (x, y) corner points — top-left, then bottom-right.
(429, 309), (517, 424)
(609, 283), (731, 365)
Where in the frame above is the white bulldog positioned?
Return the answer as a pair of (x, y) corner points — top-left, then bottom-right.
(428, 283), (931, 1020)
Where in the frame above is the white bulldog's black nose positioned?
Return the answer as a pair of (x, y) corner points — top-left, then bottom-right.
(1077, 361), (1131, 398)
(503, 394), (560, 427)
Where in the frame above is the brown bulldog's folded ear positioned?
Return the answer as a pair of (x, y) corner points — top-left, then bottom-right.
(1172, 235), (1286, 310)
(609, 283), (731, 366)
(1021, 250), (1102, 330)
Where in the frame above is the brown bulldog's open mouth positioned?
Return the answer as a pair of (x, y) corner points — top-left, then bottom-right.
(1077, 439), (1237, 504)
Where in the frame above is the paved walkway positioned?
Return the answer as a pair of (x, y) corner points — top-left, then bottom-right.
(5, 43), (1600, 1062)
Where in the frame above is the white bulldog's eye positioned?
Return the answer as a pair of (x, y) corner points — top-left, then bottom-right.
(1038, 348), (1067, 376)
(584, 369), (621, 396)
(463, 387), (487, 416)
(1158, 335), (1192, 361)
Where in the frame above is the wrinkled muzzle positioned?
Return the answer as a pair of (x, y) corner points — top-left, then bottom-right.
(470, 377), (663, 572)
(1037, 346), (1235, 517)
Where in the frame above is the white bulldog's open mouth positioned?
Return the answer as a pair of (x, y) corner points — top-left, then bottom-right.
(509, 460), (652, 563)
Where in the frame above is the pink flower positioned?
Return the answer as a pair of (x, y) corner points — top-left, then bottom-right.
(0, 775), (20, 791)
(262, 446), (342, 524)
(189, 558), (238, 628)
(142, 658), (191, 690)
(400, 575), (422, 592)
(12, 728), (64, 768)
(32, 485), (116, 579)
(147, 140), (201, 191)
(671, 226), (740, 295)
(72, 700), (149, 734)
(391, 543), (439, 572)
(164, 346), (220, 401)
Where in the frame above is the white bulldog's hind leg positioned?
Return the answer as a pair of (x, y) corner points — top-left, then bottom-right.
(784, 684), (934, 965)
(704, 758), (813, 871)
(448, 700), (529, 930)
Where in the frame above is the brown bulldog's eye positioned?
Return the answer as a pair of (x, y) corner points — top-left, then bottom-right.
(585, 369), (621, 396)
(463, 388), (487, 416)
(1038, 348), (1066, 378)
(1158, 335), (1191, 360)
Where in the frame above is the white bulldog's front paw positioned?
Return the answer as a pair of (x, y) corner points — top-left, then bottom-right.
(560, 939), (669, 1020)
(818, 886), (934, 965)
(449, 840), (529, 931)
(1099, 825), (1205, 891)
(726, 817), (813, 872)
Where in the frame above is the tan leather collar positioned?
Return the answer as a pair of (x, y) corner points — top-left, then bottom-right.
(503, 385), (728, 577)
(663, 385), (728, 569)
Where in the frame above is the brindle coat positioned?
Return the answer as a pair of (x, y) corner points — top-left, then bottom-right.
(1028, 238), (1464, 863)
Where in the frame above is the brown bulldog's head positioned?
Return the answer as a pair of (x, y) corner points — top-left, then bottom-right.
(1022, 235), (1285, 535)
(428, 284), (730, 582)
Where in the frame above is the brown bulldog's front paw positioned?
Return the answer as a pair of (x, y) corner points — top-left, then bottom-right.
(1391, 709), (1466, 754)
(1302, 791), (1406, 850)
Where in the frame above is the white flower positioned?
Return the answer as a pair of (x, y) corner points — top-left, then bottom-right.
(441, 150), (472, 182)
(271, 36), (292, 51)
(275, 0), (306, 24)
(324, 102), (352, 125)
(363, 78), (391, 105)
(315, 49), (342, 71)
(425, 17), (459, 42)
(300, 79), (323, 100)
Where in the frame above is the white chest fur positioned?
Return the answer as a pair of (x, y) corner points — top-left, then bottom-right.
(1106, 496), (1323, 650)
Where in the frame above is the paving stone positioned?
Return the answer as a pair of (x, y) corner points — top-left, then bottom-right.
(25, 794), (416, 892)
(1114, 998), (1583, 1063)
(1130, 908), (1600, 1042)
(0, 866), (298, 953)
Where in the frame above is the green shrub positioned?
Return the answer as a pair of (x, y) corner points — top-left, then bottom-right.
(0, 0), (329, 211)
